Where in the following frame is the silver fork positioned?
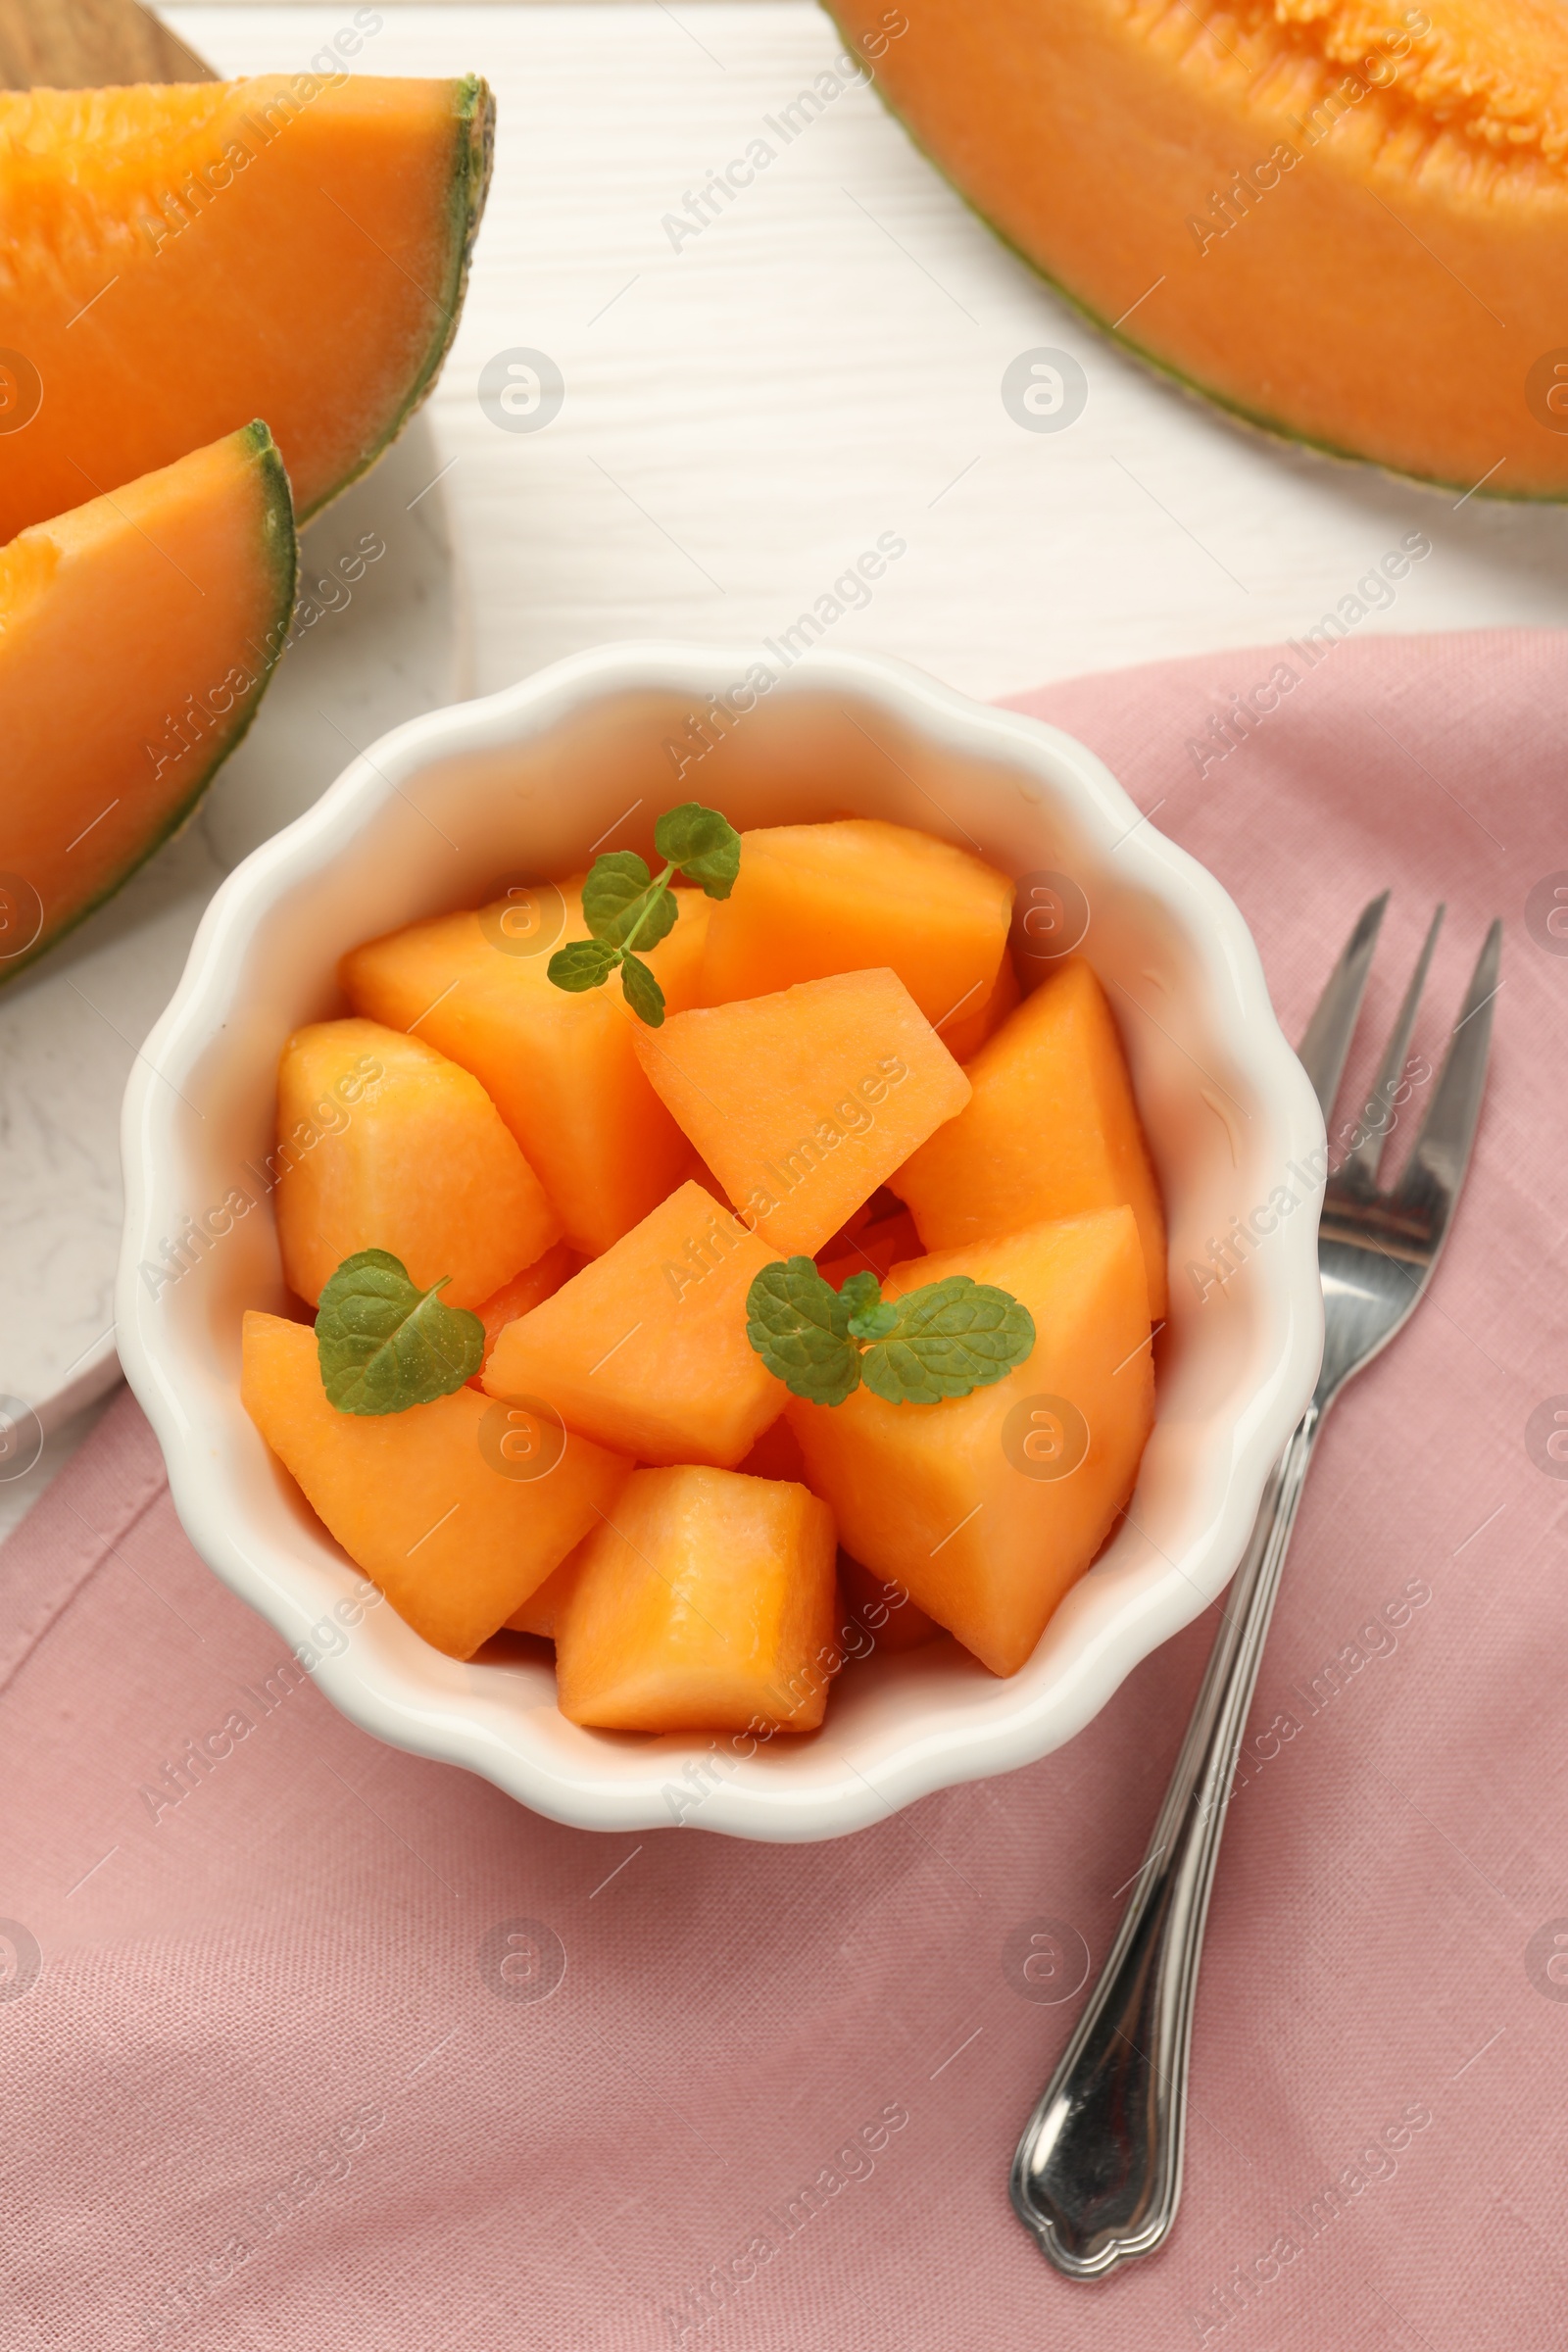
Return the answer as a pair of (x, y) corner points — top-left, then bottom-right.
(1009, 892), (1502, 2279)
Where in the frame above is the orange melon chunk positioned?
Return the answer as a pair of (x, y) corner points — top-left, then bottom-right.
(699, 818), (1013, 1029)
(633, 969), (971, 1256)
(274, 1018), (559, 1309)
(483, 1180), (786, 1468)
(0, 76), (493, 540)
(786, 1210), (1153, 1677)
(505, 1544), (586, 1640)
(555, 1466), (837, 1734)
(940, 948), (1022, 1064)
(241, 1311), (631, 1659)
(470, 1243), (582, 1386)
(893, 956), (1168, 1317)
(341, 886), (710, 1256)
(0, 423), (293, 985)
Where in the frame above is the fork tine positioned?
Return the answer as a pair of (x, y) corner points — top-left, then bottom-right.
(1296, 891), (1387, 1120)
(1390, 917), (1502, 1227)
(1342, 903), (1444, 1188)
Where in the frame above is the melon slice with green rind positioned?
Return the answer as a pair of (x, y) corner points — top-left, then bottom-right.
(0, 74), (494, 539)
(0, 420), (295, 986)
(828, 0), (1568, 498)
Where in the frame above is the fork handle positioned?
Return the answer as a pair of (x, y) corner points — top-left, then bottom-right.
(1009, 1402), (1321, 2278)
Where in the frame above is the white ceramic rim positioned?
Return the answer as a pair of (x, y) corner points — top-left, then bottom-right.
(117, 641), (1325, 1841)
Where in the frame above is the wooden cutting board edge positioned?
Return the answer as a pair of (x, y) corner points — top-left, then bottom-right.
(0, 0), (212, 89)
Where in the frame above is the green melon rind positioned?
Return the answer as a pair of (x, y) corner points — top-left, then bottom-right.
(299, 74), (497, 523)
(831, 14), (1561, 508)
(1, 419), (299, 992)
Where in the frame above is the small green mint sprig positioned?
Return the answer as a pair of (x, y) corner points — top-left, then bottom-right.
(746, 1258), (1034, 1407)
(547, 802), (740, 1027)
(316, 1250), (483, 1414)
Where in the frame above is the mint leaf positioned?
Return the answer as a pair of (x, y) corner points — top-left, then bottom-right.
(746, 1259), (1034, 1406)
(656, 803), (741, 899)
(316, 1250), (483, 1415)
(860, 1277), (1035, 1406)
(837, 1266), (900, 1342)
(837, 1270), (882, 1320)
(619, 951), (665, 1027)
(746, 1258), (860, 1405)
(548, 938), (620, 992)
(582, 856), (658, 945)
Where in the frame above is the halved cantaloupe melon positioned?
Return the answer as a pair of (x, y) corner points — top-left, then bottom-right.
(787, 1210), (1153, 1676)
(830, 0), (1568, 497)
(0, 422), (294, 984)
(483, 1179), (786, 1468)
(555, 1466), (838, 1734)
(342, 886), (710, 1256)
(0, 75), (493, 538)
(242, 1311), (632, 1658)
(633, 968), (971, 1256)
(893, 956), (1168, 1317)
(698, 818), (1013, 1029)
(274, 1018), (560, 1309)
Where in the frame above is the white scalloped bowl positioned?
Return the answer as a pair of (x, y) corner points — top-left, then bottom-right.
(118, 643), (1324, 1841)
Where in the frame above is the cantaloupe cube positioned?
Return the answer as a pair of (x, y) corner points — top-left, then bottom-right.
(274, 1018), (559, 1309)
(241, 1312), (631, 1659)
(633, 969), (971, 1256)
(786, 1210), (1153, 1676)
(892, 956), (1168, 1317)
(555, 1466), (838, 1734)
(341, 883), (710, 1256)
(468, 1241), (583, 1389)
(483, 1180), (786, 1467)
(939, 947), (1021, 1063)
(699, 818), (1013, 1031)
(505, 1544), (585, 1639)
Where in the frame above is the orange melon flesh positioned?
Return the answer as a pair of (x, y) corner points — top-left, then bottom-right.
(828, 0), (1568, 497)
(633, 969), (971, 1256)
(892, 956), (1168, 1318)
(0, 76), (493, 539)
(471, 1243), (582, 1387)
(699, 818), (1013, 1028)
(555, 1466), (838, 1734)
(941, 949), (1022, 1065)
(274, 1018), (560, 1309)
(505, 1544), (585, 1639)
(241, 1311), (631, 1659)
(341, 887), (710, 1257)
(786, 1211), (1153, 1677)
(483, 1180), (787, 1469)
(0, 423), (293, 984)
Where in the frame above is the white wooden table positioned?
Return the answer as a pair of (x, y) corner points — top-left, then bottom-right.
(5, 0), (1565, 1534)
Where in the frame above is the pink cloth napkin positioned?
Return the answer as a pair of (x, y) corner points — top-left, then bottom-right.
(4, 626), (1565, 2351)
